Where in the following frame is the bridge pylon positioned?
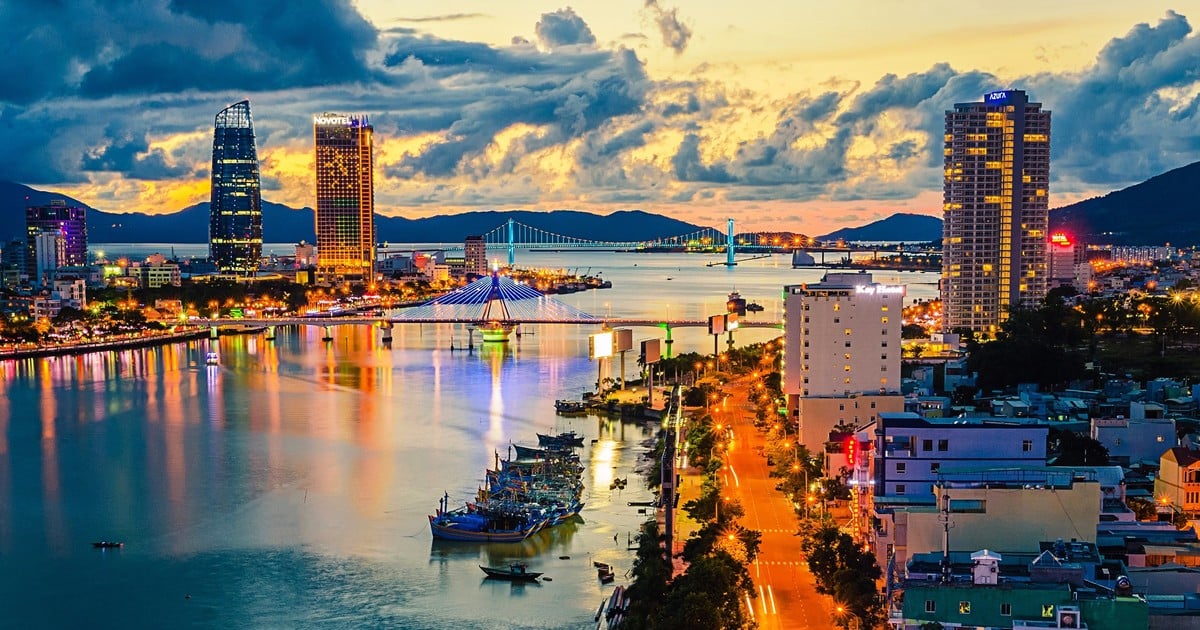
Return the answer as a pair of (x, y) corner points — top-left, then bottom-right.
(725, 218), (736, 267)
(507, 218), (515, 267)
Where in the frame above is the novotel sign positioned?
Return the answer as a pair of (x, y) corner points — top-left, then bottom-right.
(313, 115), (351, 126)
(855, 284), (905, 295)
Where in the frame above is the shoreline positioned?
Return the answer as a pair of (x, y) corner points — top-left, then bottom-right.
(0, 327), (211, 361)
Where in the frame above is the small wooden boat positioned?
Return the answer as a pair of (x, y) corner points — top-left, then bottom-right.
(205, 351), (219, 366)
(92, 541), (123, 549)
(480, 562), (542, 581)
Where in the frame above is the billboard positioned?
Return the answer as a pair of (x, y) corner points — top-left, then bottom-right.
(589, 331), (614, 359)
(708, 314), (725, 335)
(640, 339), (661, 365)
(614, 329), (634, 352)
(726, 312), (739, 330)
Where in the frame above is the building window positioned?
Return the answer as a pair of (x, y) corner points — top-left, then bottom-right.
(839, 404), (845, 411)
(844, 328), (852, 335)
(937, 439), (948, 452)
(959, 601), (971, 614)
(882, 317), (889, 324)
(896, 484), (905, 495)
(931, 463), (940, 473)
(1001, 603), (1012, 616)
(896, 463), (906, 474)
(881, 365), (888, 371)
(1158, 435), (1165, 442)
(925, 600), (936, 613)
(923, 439), (933, 452)
(833, 317), (840, 324)
(881, 354), (887, 360)
(882, 305), (889, 312)
(833, 303), (840, 312)
(1022, 439), (1033, 452)
(846, 341), (852, 348)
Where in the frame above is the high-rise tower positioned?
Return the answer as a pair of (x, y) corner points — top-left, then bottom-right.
(314, 113), (375, 283)
(209, 100), (263, 274)
(942, 90), (1050, 335)
(26, 199), (87, 273)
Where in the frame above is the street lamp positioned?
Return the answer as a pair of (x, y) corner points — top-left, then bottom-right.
(835, 605), (861, 630)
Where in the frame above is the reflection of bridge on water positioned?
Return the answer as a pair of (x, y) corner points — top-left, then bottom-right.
(198, 273), (780, 352)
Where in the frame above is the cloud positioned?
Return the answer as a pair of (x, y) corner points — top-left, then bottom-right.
(643, 1), (692, 54)
(535, 8), (597, 48)
(2, 5), (1199, 226)
(81, 128), (193, 180)
(393, 13), (487, 23)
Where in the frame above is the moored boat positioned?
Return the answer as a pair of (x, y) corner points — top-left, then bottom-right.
(537, 431), (585, 448)
(479, 562), (542, 581)
(428, 493), (548, 543)
(92, 541), (123, 549)
(554, 399), (587, 414)
(205, 351), (219, 366)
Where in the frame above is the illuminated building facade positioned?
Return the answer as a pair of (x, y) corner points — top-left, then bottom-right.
(464, 235), (488, 278)
(942, 90), (1050, 335)
(209, 100), (263, 274)
(314, 113), (375, 283)
(783, 272), (905, 448)
(25, 199), (87, 273)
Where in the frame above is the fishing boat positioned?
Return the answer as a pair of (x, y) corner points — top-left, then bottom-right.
(512, 443), (577, 460)
(205, 351), (219, 366)
(554, 399), (588, 415)
(479, 562), (542, 581)
(428, 493), (547, 543)
(537, 431), (585, 448)
(92, 541), (123, 549)
(477, 321), (516, 343)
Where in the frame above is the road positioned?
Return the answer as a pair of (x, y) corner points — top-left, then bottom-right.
(710, 377), (836, 630)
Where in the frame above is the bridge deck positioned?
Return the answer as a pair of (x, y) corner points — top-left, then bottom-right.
(198, 317), (781, 329)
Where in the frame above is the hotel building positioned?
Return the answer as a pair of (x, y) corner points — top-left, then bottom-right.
(783, 272), (905, 448)
(25, 199), (87, 274)
(942, 90), (1051, 335)
(209, 100), (263, 275)
(314, 113), (375, 283)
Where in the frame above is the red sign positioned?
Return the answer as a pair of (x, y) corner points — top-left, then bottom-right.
(1050, 232), (1072, 247)
(845, 436), (857, 467)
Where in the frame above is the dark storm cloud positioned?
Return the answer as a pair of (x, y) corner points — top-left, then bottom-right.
(81, 127), (192, 180)
(0, 0), (376, 103)
(535, 8), (597, 48)
(643, 1), (692, 54)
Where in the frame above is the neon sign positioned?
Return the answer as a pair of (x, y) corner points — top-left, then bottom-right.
(985, 90), (1010, 104)
(313, 115), (351, 126)
(855, 285), (905, 295)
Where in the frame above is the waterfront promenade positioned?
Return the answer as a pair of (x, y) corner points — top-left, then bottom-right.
(0, 326), (209, 360)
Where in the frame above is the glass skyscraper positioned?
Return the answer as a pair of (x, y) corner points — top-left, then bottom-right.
(314, 113), (375, 283)
(941, 90), (1050, 335)
(209, 100), (263, 275)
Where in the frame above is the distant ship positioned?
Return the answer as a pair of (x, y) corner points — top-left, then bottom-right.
(205, 351), (220, 366)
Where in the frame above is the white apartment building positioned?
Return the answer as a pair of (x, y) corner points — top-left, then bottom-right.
(783, 272), (905, 448)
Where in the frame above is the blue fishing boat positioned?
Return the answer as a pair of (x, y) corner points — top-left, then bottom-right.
(428, 493), (547, 543)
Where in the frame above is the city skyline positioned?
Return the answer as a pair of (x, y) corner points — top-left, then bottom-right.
(0, 2), (1198, 235)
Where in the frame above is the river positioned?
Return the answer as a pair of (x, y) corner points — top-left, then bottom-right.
(0, 250), (937, 628)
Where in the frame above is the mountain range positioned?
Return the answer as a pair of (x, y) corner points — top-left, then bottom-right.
(2, 158), (1197, 246)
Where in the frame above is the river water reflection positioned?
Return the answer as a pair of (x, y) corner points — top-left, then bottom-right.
(0, 252), (937, 627)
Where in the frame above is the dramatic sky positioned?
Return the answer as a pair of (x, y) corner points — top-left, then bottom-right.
(2, 1), (1199, 234)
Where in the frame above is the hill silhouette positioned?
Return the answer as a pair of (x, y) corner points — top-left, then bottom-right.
(1050, 160), (1200, 245)
(818, 212), (941, 242)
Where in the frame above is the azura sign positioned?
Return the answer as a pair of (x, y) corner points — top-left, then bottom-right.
(855, 285), (905, 295)
(313, 115), (351, 126)
(985, 91), (1010, 104)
